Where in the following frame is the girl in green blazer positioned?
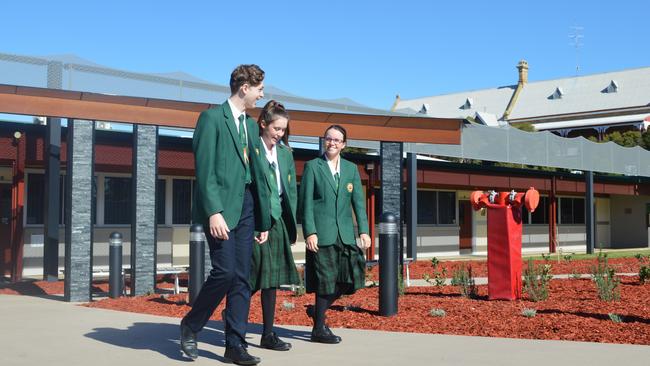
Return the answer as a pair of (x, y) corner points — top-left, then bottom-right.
(299, 124), (371, 344)
(249, 100), (300, 351)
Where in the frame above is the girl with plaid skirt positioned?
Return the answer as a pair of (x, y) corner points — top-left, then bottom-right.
(299, 124), (371, 344)
(248, 100), (300, 351)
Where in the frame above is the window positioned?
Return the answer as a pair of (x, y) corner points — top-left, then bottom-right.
(530, 196), (550, 224)
(417, 190), (456, 225)
(438, 191), (456, 224)
(26, 174), (44, 225)
(417, 191), (436, 224)
(25, 173), (66, 225)
(560, 197), (585, 224)
(173, 179), (192, 224)
(104, 177), (132, 225)
(156, 179), (166, 225)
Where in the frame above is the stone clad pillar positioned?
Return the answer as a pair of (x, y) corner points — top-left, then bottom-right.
(64, 119), (94, 302)
(380, 142), (403, 262)
(130, 124), (158, 296)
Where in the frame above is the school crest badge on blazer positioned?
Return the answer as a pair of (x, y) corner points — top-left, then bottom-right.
(347, 183), (353, 192)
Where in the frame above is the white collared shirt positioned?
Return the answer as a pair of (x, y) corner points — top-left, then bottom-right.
(227, 98), (248, 138)
(261, 137), (283, 196)
(325, 154), (340, 179)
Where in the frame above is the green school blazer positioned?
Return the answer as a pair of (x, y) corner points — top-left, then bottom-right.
(299, 156), (369, 247)
(254, 142), (298, 243)
(191, 102), (271, 232)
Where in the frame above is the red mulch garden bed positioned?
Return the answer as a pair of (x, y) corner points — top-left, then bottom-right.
(366, 256), (643, 281)
(3, 257), (649, 345)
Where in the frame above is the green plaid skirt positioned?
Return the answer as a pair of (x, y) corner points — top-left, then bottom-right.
(305, 238), (366, 295)
(249, 216), (300, 291)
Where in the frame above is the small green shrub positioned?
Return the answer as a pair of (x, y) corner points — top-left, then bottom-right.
(521, 308), (537, 318)
(639, 266), (650, 284)
(429, 308), (447, 317)
(523, 260), (553, 302)
(591, 252), (620, 301)
(541, 253), (551, 261)
(423, 257), (448, 287)
(635, 253), (650, 284)
(450, 264), (478, 298)
(570, 270), (582, 280)
(281, 300), (295, 311)
(608, 313), (624, 323)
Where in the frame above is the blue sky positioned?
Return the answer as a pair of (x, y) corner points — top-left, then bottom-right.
(2, 0), (648, 109)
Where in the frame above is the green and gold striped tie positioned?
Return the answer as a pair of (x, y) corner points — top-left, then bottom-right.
(238, 114), (251, 184)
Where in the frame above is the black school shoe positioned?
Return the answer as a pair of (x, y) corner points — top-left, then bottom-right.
(260, 331), (292, 351)
(224, 344), (261, 365)
(310, 325), (342, 344)
(180, 319), (199, 359)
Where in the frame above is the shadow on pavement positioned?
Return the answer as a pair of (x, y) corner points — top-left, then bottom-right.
(0, 279), (65, 301)
(85, 321), (225, 362)
(85, 319), (313, 360)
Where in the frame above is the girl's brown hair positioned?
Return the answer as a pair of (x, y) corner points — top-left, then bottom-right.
(257, 100), (290, 147)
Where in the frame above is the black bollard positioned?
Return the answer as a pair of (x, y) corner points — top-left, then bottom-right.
(108, 232), (123, 298)
(189, 224), (205, 305)
(379, 212), (399, 316)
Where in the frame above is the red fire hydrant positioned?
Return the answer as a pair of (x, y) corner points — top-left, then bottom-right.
(470, 188), (539, 300)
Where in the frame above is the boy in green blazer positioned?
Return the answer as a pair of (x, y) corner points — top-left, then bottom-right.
(249, 100), (300, 351)
(299, 125), (371, 344)
(180, 64), (271, 366)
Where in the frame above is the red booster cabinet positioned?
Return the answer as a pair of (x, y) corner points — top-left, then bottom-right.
(470, 188), (539, 300)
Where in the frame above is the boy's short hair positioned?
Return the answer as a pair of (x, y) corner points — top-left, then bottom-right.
(230, 64), (265, 94)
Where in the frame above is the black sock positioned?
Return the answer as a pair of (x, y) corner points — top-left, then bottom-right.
(314, 293), (331, 329)
(261, 289), (277, 336)
(326, 283), (350, 309)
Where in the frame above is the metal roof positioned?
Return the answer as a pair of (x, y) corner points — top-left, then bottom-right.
(395, 64), (650, 125)
(394, 85), (515, 119)
(509, 67), (650, 120)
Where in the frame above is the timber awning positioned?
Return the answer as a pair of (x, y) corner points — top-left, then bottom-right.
(0, 84), (461, 144)
(0, 84), (462, 144)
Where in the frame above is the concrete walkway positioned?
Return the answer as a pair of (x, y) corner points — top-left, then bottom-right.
(1, 294), (649, 366)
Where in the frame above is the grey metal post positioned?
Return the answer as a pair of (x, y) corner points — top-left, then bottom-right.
(379, 212), (399, 316)
(64, 119), (94, 302)
(406, 152), (417, 260)
(130, 124), (158, 295)
(189, 224), (206, 305)
(43, 60), (63, 282)
(318, 137), (325, 155)
(109, 232), (123, 298)
(585, 170), (595, 254)
(43, 117), (61, 282)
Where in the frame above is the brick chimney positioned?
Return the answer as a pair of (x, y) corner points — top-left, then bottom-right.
(517, 59), (528, 85)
